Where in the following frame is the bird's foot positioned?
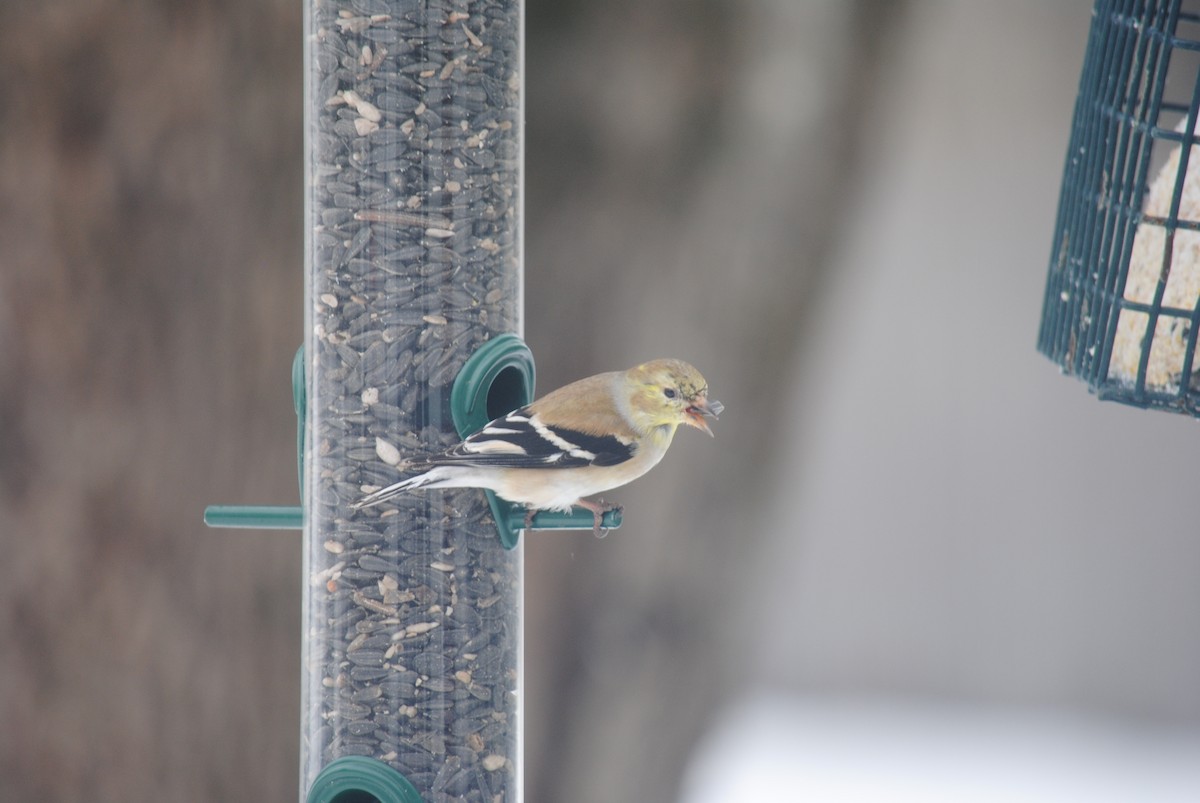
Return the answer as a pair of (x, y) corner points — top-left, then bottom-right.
(575, 498), (623, 538)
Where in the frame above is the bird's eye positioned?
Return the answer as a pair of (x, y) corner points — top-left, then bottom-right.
(663, 388), (677, 399)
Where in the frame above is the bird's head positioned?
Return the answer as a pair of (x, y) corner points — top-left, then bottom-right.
(626, 359), (724, 436)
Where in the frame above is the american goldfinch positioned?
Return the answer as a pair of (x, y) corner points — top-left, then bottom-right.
(352, 358), (723, 533)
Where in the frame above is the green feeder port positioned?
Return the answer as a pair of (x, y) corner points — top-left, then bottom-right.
(306, 756), (422, 803)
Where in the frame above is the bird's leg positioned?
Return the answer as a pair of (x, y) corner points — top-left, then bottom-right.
(574, 498), (623, 538)
(524, 507), (537, 530)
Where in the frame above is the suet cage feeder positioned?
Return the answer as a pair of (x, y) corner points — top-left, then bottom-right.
(1039, 0), (1200, 417)
(205, 2), (617, 800)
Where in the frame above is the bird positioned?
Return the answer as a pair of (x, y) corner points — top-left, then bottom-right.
(351, 358), (723, 534)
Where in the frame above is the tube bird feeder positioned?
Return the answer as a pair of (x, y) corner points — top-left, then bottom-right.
(301, 1), (526, 799)
(205, 3), (620, 799)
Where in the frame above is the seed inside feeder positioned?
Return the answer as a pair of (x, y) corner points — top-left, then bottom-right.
(304, 0), (522, 797)
(1109, 118), (1200, 392)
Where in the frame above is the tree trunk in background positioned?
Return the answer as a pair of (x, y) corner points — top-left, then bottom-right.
(0, 3), (303, 801)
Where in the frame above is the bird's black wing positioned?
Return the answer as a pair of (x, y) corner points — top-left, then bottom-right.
(425, 407), (635, 469)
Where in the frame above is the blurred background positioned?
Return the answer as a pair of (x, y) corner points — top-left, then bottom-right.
(5, 0), (1200, 800)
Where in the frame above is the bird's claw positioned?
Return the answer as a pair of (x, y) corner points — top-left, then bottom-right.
(522, 500), (623, 536)
(590, 499), (623, 538)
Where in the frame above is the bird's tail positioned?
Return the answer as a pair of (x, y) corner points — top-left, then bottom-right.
(350, 465), (440, 510)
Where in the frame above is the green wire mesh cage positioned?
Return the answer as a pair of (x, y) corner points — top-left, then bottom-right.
(1039, 0), (1200, 415)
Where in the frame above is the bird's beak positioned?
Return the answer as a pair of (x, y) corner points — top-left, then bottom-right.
(684, 397), (724, 437)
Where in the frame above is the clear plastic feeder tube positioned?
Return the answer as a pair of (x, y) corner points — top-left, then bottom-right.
(303, 1), (522, 800)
